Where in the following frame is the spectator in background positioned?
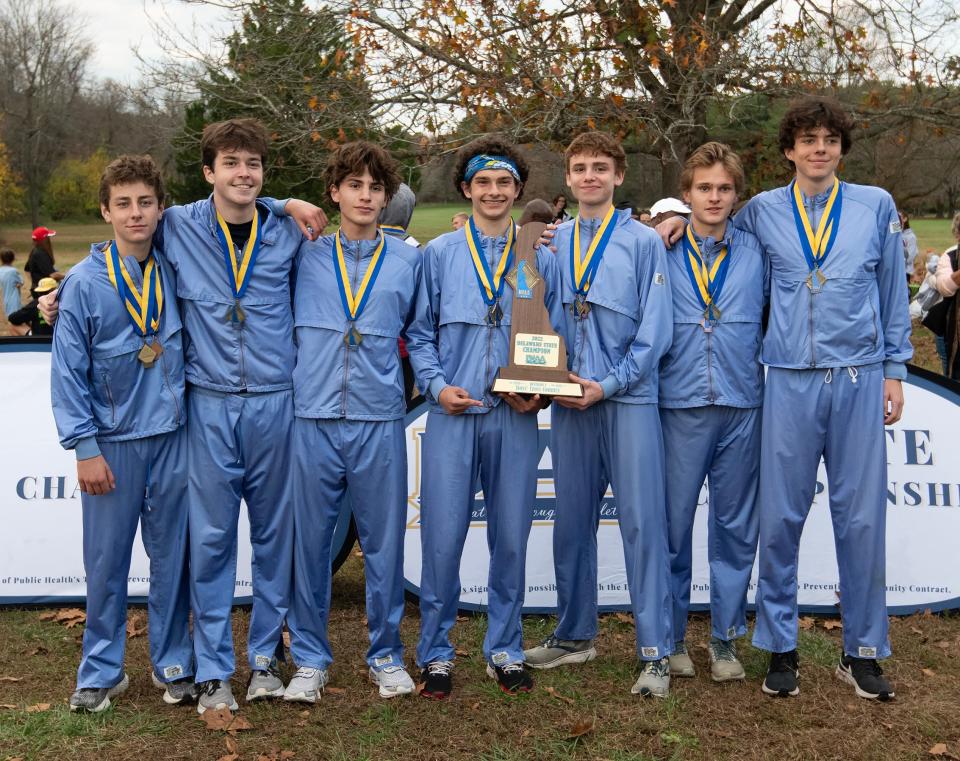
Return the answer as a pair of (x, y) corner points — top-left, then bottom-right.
(552, 193), (571, 224)
(0, 248), (23, 317)
(8, 276), (58, 336)
(379, 182), (420, 248)
(649, 197), (691, 228)
(899, 211), (918, 284)
(451, 212), (469, 230)
(637, 209), (653, 225)
(517, 198), (555, 226)
(934, 212), (960, 380)
(25, 227), (64, 289)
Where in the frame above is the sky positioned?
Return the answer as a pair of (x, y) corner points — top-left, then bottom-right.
(81, 0), (231, 84)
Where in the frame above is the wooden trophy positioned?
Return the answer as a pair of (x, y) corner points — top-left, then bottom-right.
(492, 222), (583, 398)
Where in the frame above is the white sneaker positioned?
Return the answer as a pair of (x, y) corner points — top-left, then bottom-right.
(369, 665), (415, 698)
(631, 657), (670, 698)
(283, 667), (328, 704)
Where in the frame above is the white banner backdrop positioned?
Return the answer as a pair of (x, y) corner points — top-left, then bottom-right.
(402, 370), (960, 614)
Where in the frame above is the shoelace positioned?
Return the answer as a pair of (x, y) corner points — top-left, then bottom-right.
(381, 665), (406, 675)
(501, 662), (525, 674)
(851, 658), (883, 677)
(641, 658), (669, 677)
(200, 679), (223, 696)
(294, 667), (320, 679)
(769, 651), (798, 673)
(541, 636), (560, 649)
(711, 640), (738, 662)
(427, 661), (453, 676)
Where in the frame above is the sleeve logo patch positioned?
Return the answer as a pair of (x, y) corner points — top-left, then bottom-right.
(889, 221), (902, 233)
(654, 273), (666, 285)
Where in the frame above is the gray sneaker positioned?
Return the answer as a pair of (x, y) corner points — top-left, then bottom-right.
(669, 641), (695, 678)
(151, 672), (198, 705)
(631, 657), (670, 698)
(709, 638), (745, 682)
(283, 667), (328, 704)
(246, 665), (285, 702)
(69, 673), (129, 713)
(369, 665), (415, 698)
(523, 636), (596, 670)
(197, 679), (239, 714)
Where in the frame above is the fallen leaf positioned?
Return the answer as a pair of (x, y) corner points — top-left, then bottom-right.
(225, 736), (239, 754)
(40, 609), (86, 627)
(26, 646), (48, 656)
(922, 667), (937, 677)
(929, 743), (949, 757)
(470, 701), (480, 710)
(821, 619), (842, 630)
(353, 549), (364, 557)
(910, 626), (924, 636)
(614, 612), (632, 624)
(0, 704), (18, 709)
(0, 676), (22, 683)
(454, 648), (470, 657)
(200, 708), (235, 731)
(281, 752), (295, 760)
(215, 755), (238, 761)
(325, 686), (345, 695)
(228, 715), (254, 734)
(544, 686), (575, 705)
(567, 717), (595, 739)
(126, 615), (147, 638)
(282, 630), (291, 649)
(299, 710), (310, 718)
(798, 616), (815, 630)
(935, 640), (951, 650)
(882, 722), (894, 730)
(26, 703), (51, 713)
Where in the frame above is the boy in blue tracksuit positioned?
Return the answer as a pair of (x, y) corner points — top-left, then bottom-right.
(52, 155), (193, 712)
(405, 136), (565, 698)
(658, 143), (766, 683)
(523, 132), (674, 697)
(281, 142), (421, 704)
(660, 97), (911, 701)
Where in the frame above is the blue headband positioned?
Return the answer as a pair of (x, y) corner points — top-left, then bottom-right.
(464, 154), (521, 183)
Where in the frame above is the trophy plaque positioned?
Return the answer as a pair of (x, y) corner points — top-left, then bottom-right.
(492, 222), (583, 398)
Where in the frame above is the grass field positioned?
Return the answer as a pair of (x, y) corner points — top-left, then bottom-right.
(1, 556), (959, 761)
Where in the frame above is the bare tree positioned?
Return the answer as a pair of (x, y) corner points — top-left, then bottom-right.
(0, 0), (93, 225)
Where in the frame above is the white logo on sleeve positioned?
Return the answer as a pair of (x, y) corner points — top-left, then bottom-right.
(889, 220), (902, 234)
(858, 646), (878, 658)
(654, 273), (666, 286)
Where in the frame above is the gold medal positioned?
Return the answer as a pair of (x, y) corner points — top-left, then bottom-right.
(805, 268), (827, 292)
(138, 342), (158, 367)
(343, 325), (363, 346)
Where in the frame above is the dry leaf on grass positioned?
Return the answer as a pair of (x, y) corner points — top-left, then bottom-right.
(26, 703), (51, 713)
(935, 640), (951, 650)
(255, 750), (295, 761)
(567, 717), (595, 739)
(126, 614), (147, 639)
(821, 619), (842, 631)
(198, 708), (253, 733)
(544, 686), (575, 705)
(614, 612), (633, 624)
(0, 676), (22, 683)
(798, 617), (815, 630)
(225, 736), (239, 755)
(470, 701), (480, 710)
(454, 648), (470, 657)
(0, 704), (18, 709)
(922, 667), (937, 677)
(26, 646), (48, 657)
(40, 609), (86, 627)
(215, 755), (238, 761)
(929, 743), (959, 759)
(282, 630), (291, 648)
(324, 686), (345, 695)
(353, 549), (364, 557)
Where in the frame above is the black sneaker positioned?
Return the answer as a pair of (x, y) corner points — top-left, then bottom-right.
(836, 654), (894, 701)
(762, 650), (799, 697)
(420, 660), (453, 700)
(485, 662), (533, 695)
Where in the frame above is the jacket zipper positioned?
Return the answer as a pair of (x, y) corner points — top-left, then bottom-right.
(705, 329), (715, 402)
(102, 371), (116, 427)
(340, 242), (361, 416)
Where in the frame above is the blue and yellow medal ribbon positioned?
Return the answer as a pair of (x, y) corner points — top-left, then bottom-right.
(333, 228), (388, 330)
(682, 226), (729, 321)
(103, 241), (163, 338)
(465, 216), (516, 305)
(215, 207), (262, 300)
(570, 205), (616, 298)
(789, 177), (842, 276)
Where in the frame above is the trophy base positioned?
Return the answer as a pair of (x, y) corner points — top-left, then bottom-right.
(492, 377), (583, 397)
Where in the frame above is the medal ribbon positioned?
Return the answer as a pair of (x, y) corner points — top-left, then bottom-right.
(682, 226), (730, 316)
(465, 216), (516, 305)
(790, 177), (842, 274)
(104, 241), (163, 338)
(215, 207), (262, 299)
(333, 229), (388, 322)
(570, 205), (616, 297)
(379, 224), (406, 238)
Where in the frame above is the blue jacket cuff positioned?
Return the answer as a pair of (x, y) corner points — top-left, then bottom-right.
(883, 361), (907, 380)
(75, 437), (101, 460)
(428, 377), (448, 401)
(599, 374), (621, 400)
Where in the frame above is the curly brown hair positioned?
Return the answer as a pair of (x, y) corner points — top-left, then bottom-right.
(98, 154), (165, 208)
(201, 118), (270, 170)
(564, 131), (627, 175)
(778, 96), (854, 160)
(453, 135), (529, 200)
(322, 141), (402, 208)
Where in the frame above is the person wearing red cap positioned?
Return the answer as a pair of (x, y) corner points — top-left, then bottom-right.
(25, 226), (64, 289)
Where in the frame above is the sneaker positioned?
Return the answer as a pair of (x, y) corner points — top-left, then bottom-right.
(69, 673), (129, 713)
(151, 672), (198, 705)
(708, 638), (745, 682)
(197, 679), (239, 714)
(523, 636), (596, 670)
(836, 654), (894, 701)
(762, 650), (799, 697)
(669, 641), (695, 678)
(485, 662), (534, 695)
(631, 657), (670, 698)
(246, 664), (285, 702)
(283, 667), (328, 704)
(369, 665), (415, 698)
(419, 660), (453, 700)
